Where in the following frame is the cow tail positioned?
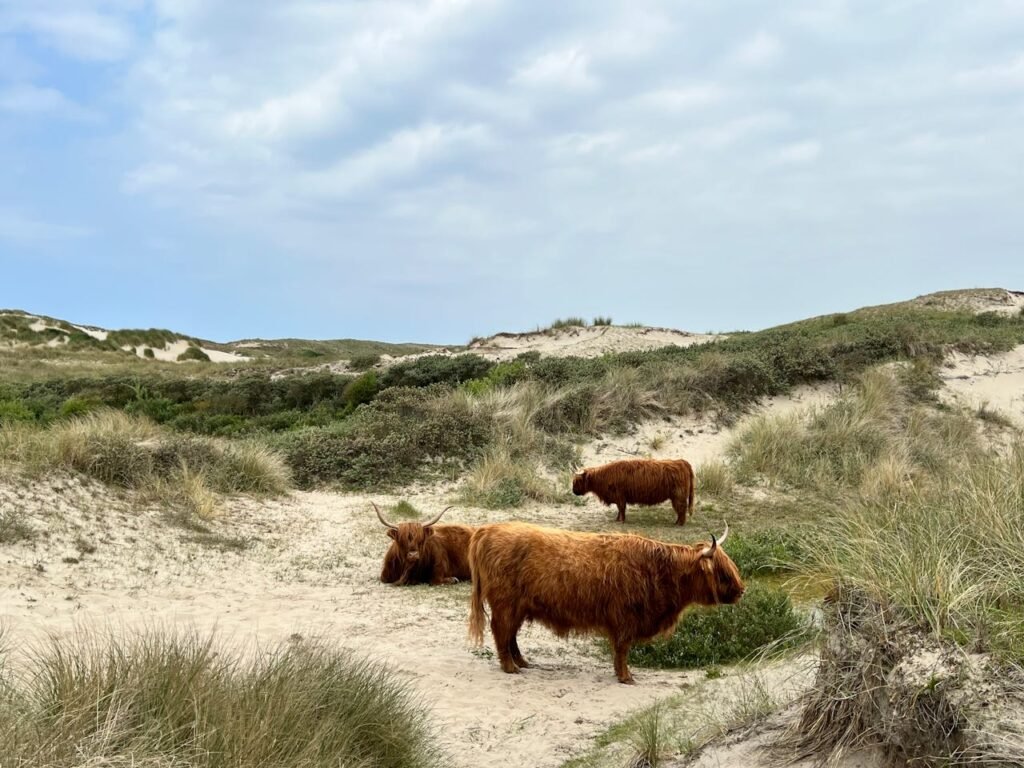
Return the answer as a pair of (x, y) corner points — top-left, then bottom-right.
(688, 463), (695, 514)
(468, 536), (486, 646)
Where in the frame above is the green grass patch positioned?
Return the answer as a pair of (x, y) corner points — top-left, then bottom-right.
(628, 584), (810, 669)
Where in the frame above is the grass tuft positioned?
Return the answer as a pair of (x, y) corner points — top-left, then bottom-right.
(0, 629), (446, 768)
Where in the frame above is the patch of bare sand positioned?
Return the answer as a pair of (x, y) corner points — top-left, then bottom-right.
(940, 344), (1024, 427)
(467, 325), (722, 362)
(0, 479), (723, 768)
(580, 384), (838, 471)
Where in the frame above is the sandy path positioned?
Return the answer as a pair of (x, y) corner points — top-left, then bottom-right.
(1, 484), (706, 768)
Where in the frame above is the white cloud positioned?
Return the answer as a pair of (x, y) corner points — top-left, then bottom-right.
(304, 122), (491, 199)
(955, 53), (1024, 89)
(634, 85), (725, 112)
(5, 6), (134, 61)
(512, 46), (597, 91)
(770, 140), (822, 165)
(731, 30), (783, 68)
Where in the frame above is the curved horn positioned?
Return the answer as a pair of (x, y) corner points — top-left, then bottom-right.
(700, 523), (729, 558)
(422, 506), (453, 528)
(373, 502), (397, 530)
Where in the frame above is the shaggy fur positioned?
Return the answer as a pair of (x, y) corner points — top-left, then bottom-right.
(468, 522), (744, 683)
(572, 458), (696, 525)
(380, 522), (475, 586)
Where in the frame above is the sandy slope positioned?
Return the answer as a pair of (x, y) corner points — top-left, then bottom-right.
(467, 325), (722, 361)
(940, 343), (1024, 427)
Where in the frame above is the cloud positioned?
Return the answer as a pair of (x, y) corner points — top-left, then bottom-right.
(955, 53), (1024, 90)
(3, 5), (135, 61)
(0, 83), (94, 119)
(512, 46), (597, 91)
(634, 85), (725, 113)
(771, 140), (822, 165)
(731, 30), (783, 68)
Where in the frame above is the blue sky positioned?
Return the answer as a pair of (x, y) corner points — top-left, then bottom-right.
(1, 0), (1023, 344)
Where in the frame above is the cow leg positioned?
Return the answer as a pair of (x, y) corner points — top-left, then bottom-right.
(615, 502), (627, 523)
(612, 640), (635, 684)
(490, 613), (520, 674)
(509, 617), (530, 669)
(672, 496), (687, 526)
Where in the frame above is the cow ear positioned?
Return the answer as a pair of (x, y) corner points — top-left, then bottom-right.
(387, 529), (397, 540)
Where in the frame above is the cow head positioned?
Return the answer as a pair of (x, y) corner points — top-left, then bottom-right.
(694, 525), (745, 606)
(374, 503), (450, 565)
(571, 469), (589, 496)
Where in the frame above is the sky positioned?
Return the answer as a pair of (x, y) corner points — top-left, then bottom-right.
(1, 0), (1023, 344)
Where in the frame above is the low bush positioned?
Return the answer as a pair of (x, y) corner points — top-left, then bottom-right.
(725, 529), (807, 577)
(348, 352), (381, 371)
(0, 629), (446, 768)
(628, 583), (810, 668)
(282, 387), (492, 489)
(379, 354), (493, 389)
(177, 345), (211, 362)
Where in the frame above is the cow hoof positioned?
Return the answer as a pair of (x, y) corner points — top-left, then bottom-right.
(618, 676), (636, 685)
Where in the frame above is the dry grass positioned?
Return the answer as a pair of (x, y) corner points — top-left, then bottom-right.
(0, 628), (446, 768)
(696, 460), (734, 497)
(0, 410), (290, 524)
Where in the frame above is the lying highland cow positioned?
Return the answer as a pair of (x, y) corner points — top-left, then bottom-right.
(572, 458), (695, 524)
(375, 503), (474, 586)
(468, 522), (743, 683)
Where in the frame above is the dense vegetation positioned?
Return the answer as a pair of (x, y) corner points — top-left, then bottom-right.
(4, 306), (1023, 493)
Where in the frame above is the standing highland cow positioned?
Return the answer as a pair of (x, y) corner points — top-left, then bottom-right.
(468, 522), (743, 683)
(572, 458), (695, 525)
(375, 503), (474, 586)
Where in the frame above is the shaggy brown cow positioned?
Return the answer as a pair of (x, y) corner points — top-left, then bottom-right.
(375, 503), (474, 586)
(572, 458), (695, 525)
(468, 522), (743, 683)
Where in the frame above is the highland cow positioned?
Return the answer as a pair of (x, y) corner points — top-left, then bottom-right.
(572, 458), (695, 524)
(375, 503), (474, 586)
(468, 522), (743, 683)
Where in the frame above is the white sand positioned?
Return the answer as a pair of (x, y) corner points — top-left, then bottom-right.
(468, 325), (722, 362)
(72, 324), (109, 341)
(940, 344), (1024, 427)
(133, 339), (250, 363)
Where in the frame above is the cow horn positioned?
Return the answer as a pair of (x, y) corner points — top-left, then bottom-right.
(422, 506), (452, 527)
(373, 502), (397, 530)
(700, 523), (729, 558)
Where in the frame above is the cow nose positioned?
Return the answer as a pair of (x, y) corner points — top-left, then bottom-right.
(408, 550), (419, 560)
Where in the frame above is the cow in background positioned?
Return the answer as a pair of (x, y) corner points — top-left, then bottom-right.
(572, 458), (695, 524)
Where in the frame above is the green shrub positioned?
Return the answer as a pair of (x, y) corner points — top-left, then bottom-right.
(0, 399), (34, 423)
(629, 584), (809, 668)
(0, 505), (35, 544)
(177, 345), (211, 362)
(58, 397), (99, 419)
(725, 529), (807, 577)
(282, 387), (492, 489)
(343, 371), (379, 409)
(348, 353), (381, 371)
(379, 354), (493, 389)
(592, 316), (613, 326)
(0, 630), (446, 768)
(549, 317), (587, 329)
(143, 347), (155, 358)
